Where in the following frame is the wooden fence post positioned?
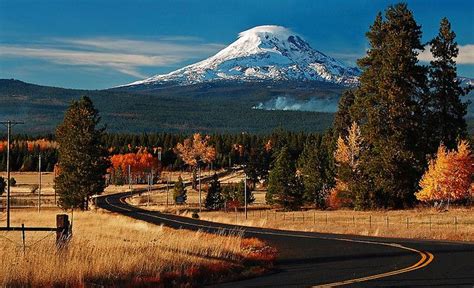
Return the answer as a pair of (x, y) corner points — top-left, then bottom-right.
(21, 223), (26, 256)
(56, 214), (70, 248)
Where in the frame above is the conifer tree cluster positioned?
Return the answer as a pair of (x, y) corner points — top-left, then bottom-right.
(333, 3), (471, 209)
(297, 134), (334, 208)
(222, 180), (255, 208)
(267, 146), (304, 210)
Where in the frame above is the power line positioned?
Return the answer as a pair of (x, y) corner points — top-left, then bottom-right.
(1, 120), (25, 228)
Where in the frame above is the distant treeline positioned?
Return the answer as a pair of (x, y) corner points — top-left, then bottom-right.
(0, 135), (57, 172)
(0, 130), (321, 172)
(104, 130), (317, 170)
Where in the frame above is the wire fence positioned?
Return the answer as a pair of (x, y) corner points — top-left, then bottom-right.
(0, 228), (57, 255)
(202, 209), (473, 234)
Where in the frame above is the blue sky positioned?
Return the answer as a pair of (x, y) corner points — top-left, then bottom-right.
(0, 0), (473, 89)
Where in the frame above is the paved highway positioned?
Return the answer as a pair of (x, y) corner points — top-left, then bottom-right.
(97, 192), (474, 287)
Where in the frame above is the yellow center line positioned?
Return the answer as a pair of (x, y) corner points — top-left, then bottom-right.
(103, 194), (435, 287)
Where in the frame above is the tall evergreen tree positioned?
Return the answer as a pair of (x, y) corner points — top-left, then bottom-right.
(244, 147), (271, 188)
(54, 96), (109, 210)
(205, 173), (223, 210)
(425, 18), (469, 151)
(266, 146), (303, 210)
(298, 137), (332, 208)
(351, 4), (428, 208)
(333, 90), (355, 139)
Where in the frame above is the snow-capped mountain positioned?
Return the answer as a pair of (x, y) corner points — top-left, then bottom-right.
(122, 25), (360, 88)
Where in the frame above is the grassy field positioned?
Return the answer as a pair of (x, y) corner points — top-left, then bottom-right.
(0, 209), (276, 287)
(0, 170), (205, 209)
(188, 208), (474, 242)
(130, 171), (474, 242)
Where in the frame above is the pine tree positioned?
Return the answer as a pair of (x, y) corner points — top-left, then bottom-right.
(236, 180), (255, 206)
(425, 18), (469, 151)
(244, 147), (271, 188)
(351, 4), (428, 208)
(54, 96), (109, 210)
(266, 146), (303, 210)
(333, 90), (355, 139)
(173, 176), (187, 204)
(205, 173), (223, 210)
(298, 137), (332, 208)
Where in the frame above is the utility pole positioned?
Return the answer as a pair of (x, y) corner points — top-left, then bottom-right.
(198, 165), (202, 212)
(1, 120), (24, 228)
(244, 172), (248, 220)
(128, 164), (132, 196)
(147, 173), (151, 206)
(166, 172), (169, 207)
(38, 154), (42, 212)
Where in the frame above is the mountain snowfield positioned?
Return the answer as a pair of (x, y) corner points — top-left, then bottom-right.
(123, 25), (360, 88)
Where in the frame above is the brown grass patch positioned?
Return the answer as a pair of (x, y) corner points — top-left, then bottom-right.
(0, 209), (276, 287)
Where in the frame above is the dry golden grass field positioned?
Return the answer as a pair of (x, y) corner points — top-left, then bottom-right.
(187, 207), (474, 242)
(0, 209), (276, 287)
(130, 175), (474, 242)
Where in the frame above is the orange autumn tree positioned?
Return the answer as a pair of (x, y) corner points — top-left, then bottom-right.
(175, 133), (215, 202)
(109, 149), (160, 184)
(416, 140), (474, 205)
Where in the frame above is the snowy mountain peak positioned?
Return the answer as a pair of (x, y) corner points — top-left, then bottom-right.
(237, 25), (296, 44)
(123, 25), (360, 88)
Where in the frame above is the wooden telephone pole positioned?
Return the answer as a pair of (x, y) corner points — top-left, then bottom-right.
(1, 120), (24, 228)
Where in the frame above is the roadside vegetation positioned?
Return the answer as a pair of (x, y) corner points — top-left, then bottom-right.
(0, 209), (276, 287)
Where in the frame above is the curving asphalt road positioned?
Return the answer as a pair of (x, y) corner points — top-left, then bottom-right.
(97, 192), (474, 287)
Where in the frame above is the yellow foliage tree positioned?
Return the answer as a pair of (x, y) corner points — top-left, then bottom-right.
(334, 122), (362, 170)
(330, 122), (363, 208)
(416, 140), (474, 204)
(175, 133), (216, 167)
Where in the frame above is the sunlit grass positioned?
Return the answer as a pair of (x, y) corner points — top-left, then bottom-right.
(0, 209), (275, 287)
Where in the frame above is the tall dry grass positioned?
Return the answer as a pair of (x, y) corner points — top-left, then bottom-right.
(180, 208), (474, 242)
(0, 209), (272, 287)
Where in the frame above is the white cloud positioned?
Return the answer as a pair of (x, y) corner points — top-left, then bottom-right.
(418, 44), (474, 64)
(0, 36), (225, 78)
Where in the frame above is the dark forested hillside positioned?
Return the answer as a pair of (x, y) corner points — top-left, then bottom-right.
(0, 79), (343, 134)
